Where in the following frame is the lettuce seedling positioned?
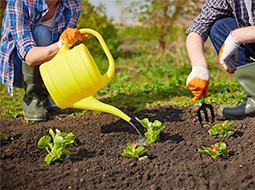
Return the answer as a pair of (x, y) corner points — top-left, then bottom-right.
(208, 120), (235, 137)
(122, 142), (148, 161)
(198, 142), (228, 159)
(135, 117), (165, 146)
(38, 129), (76, 164)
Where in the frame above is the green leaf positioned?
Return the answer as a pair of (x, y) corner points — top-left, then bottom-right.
(136, 146), (145, 153)
(208, 129), (218, 135)
(127, 143), (133, 149)
(211, 154), (218, 159)
(122, 150), (135, 157)
(198, 149), (207, 154)
(0, 132), (8, 140)
(38, 135), (51, 149)
(138, 149), (148, 156)
(45, 154), (53, 164)
(135, 117), (150, 129)
(217, 142), (226, 149)
(62, 150), (72, 155)
(152, 120), (162, 128)
(212, 123), (221, 129)
(51, 146), (63, 159)
(124, 147), (133, 152)
(64, 133), (76, 145)
(228, 130), (235, 136)
(138, 155), (148, 161)
(54, 135), (64, 146)
(49, 129), (55, 139)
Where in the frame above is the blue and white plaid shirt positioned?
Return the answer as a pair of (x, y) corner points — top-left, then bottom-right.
(0, 0), (81, 96)
(186, 0), (255, 42)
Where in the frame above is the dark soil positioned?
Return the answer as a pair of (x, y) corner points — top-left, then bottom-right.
(1, 104), (255, 190)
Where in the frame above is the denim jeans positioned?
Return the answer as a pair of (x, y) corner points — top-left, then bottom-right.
(209, 16), (255, 67)
(13, 25), (52, 88)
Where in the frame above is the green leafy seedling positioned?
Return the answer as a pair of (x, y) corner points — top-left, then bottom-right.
(0, 132), (8, 140)
(135, 117), (165, 146)
(198, 142), (228, 159)
(38, 129), (76, 164)
(0, 132), (14, 141)
(122, 142), (148, 161)
(209, 120), (235, 137)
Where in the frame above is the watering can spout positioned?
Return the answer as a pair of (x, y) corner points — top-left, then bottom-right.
(72, 96), (131, 122)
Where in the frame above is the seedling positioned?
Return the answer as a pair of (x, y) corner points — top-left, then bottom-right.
(0, 132), (14, 141)
(0, 132), (8, 140)
(135, 117), (166, 146)
(38, 129), (76, 164)
(208, 120), (235, 137)
(198, 142), (228, 159)
(122, 142), (148, 161)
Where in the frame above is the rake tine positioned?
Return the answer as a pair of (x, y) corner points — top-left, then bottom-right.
(204, 105), (209, 122)
(197, 108), (203, 124)
(207, 103), (215, 122)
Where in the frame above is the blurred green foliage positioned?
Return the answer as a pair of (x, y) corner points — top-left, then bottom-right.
(126, 0), (204, 51)
(77, 0), (123, 59)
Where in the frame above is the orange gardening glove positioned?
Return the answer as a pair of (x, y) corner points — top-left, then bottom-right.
(58, 28), (88, 48)
(186, 67), (210, 102)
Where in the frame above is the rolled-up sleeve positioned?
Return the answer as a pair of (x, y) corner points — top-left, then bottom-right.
(9, 1), (36, 60)
(185, 0), (233, 42)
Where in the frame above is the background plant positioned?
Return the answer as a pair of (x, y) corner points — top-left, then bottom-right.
(209, 120), (235, 137)
(122, 142), (148, 161)
(38, 129), (76, 164)
(77, 0), (123, 59)
(198, 142), (228, 159)
(126, 0), (204, 52)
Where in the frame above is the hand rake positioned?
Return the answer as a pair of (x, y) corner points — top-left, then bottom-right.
(197, 96), (215, 125)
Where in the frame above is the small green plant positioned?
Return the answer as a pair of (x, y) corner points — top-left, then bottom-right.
(0, 132), (8, 140)
(135, 117), (166, 146)
(122, 142), (148, 161)
(198, 142), (228, 159)
(38, 129), (76, 164)
(0, 132), (14, 141)
(209, 120), (235, 137)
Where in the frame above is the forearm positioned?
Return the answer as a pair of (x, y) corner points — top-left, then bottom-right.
(25, 42), (60, 67)
(231, 26), (255, 44)
(186, 32), (208, 68)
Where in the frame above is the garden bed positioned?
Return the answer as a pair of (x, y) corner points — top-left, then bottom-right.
(1, 104), (255, 189)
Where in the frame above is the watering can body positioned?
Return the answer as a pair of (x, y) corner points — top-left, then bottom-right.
(39, 28), (131, 122)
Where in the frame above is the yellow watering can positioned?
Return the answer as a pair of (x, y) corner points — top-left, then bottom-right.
(39, 28), (131, 122)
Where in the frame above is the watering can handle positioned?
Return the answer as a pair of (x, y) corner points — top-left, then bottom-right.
(79, 28), (115, 82)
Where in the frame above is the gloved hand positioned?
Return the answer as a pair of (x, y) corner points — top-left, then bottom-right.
(186, 67), (210, 102)
(58, 28), (88, 49)
(219, 32), (240, 74)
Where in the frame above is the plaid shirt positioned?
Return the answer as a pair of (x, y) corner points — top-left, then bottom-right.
(185, 0), (255, 42)
(0, 0), (81, 96)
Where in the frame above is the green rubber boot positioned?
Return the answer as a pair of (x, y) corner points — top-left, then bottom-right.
(218, 62), (255, 117)
(22, 62), (47, 121)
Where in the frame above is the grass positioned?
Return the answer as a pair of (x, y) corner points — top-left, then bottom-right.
(0, 31), (246, 119)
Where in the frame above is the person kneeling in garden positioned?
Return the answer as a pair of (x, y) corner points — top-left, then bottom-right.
(0, 0), (87, 121)
(185, 0), (255, 118)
